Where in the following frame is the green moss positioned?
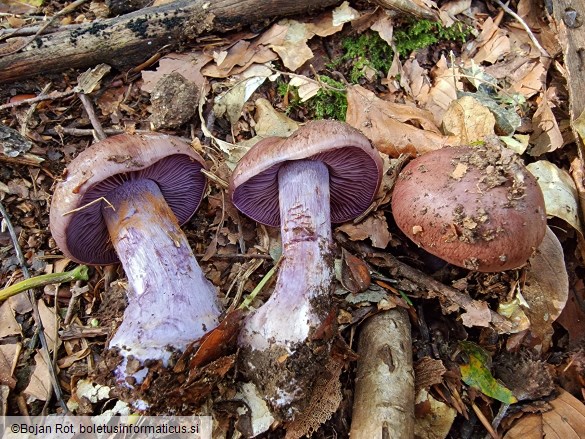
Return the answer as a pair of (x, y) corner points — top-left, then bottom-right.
(339, 32), (393, 83)
(308, 76), (347, 120)
(333, 20), (471, 83)
(277, 76), (347, 121)
(394, 20), (471, 58)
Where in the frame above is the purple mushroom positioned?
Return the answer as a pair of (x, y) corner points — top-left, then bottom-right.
(50, 133), (221, 381)
(230, 120), (383, 419)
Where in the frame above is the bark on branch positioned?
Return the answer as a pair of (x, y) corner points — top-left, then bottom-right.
(0, 0), (341, 84)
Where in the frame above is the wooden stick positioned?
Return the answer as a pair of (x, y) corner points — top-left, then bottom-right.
(0, 0), (341, 83)
(350, 308), (415, 438)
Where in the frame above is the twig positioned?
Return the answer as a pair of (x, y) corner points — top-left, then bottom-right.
(201, 169), (229, 189)
(472, 402), (500, 439)
(78, 94), (107, 141)
(0, 23), (81, 40)
(335, 232), (515, 333)
(62, 197), (114, 216)
(266, 65), (346, 93)
(0, 0), (91, 56)
(490, 0), (550, 58)
(20, 83), (51, 138)
(0, 202), (69, 412)
(0, 89), (76, 111)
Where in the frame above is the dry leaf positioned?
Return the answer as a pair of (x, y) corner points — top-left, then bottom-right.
(439, 0), (471, 27)
(403, 59), (431, 105)
(473, 28), (510, 64)
(504, 389), (585, 439)
(38, 299), (59, 353)
(0, 343), (20, 388)
(522, 227), (569, 348)
(254, 98), (299, 137)
(460, 299), (492, 328)
(346, 85), (454, 157)
(423, 55), (461, 125)
(0, 302), (21, 338)
(442, 96), (496, 144)
(527, 161), (583, 234)
(370, 11), (393, 45)
(24, 351), (51, 402)
(269, 20), (315, 71)
(141, 52), (212, 93)
(529, 96), (564, 156)
(507, 60), (546, 99)
(57, 347), (91, 369)
(213, 75), (268, 125)
(289, 76), (321, 102)
(414, 389), (457, 439)
(337, 211), (391, 249)
(331, 1), (360, 26)
(340, 249), (371, 294)
(285, 358), (343, 439)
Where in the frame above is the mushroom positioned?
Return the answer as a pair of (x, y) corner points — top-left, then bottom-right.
(230, 120), (383, 419)
(391, 144), (547, 272)
(50, 133), (221, 379)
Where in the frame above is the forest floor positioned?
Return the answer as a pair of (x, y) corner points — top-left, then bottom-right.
(1, 0), (584, 438)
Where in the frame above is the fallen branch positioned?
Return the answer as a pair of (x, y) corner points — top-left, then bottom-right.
(350, 308), (415, 439)
(335, 232), (515, 333)
(0, 0), (341, 84)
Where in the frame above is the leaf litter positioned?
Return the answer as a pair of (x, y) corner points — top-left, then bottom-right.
(0, 0), (584, 437)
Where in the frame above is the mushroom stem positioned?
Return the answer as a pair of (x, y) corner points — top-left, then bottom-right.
(239, 160), (334, 418)
(101, 178), (221, 372)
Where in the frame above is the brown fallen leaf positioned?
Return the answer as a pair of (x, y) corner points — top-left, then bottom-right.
(522, 227), (569, 349)
(38, 300), (59, 353)
(423, 55), (461, 125)
(142, 52), (212, 92)
(504, 389), (585, 439)
(527, 161), (583, 235)
(529, 95), (564, 156)
(0, 343), (20, 388)
(202, 28), (282, 78)
(346, 85), (454, 157)
(0, 301), (21, 338)
(337, 211), (391, 249)
(340, 249), (371, 294)
(173, 309), (245, 373)
(460, 299), (492, 328)
(23, 351), (52, 402)
(442, 95), (496, 144)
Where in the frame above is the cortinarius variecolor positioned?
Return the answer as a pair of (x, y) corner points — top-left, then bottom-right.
(50, 133), (221, 380)
(391, 144), (547, 272)
(230, 120), (383, 418)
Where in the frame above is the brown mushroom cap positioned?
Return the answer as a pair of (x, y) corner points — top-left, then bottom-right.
(50, 133), (207, 265)
(230, 120), (383, 226)
(391, 145), (547, 272)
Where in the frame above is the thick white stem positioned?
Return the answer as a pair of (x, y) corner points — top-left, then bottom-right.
(102, 178), (220, 370)
(238, 160), (333, 418)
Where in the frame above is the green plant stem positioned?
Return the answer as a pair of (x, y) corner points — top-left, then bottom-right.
(0, 265), (89, 301)
(238, 258), (281, 310)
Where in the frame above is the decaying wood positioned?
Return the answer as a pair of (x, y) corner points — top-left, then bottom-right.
(335, 232), (515, 333)
(552, 1), (585, 136)
(0, 0), (341, 84)
(350, 308), (415, 439)
(369, 0), (438, 20)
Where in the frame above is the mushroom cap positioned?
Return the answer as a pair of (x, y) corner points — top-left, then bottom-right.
(230, 120), (383, 226)
(50, 133), (207, 265)
(391, 145), (547, 272)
